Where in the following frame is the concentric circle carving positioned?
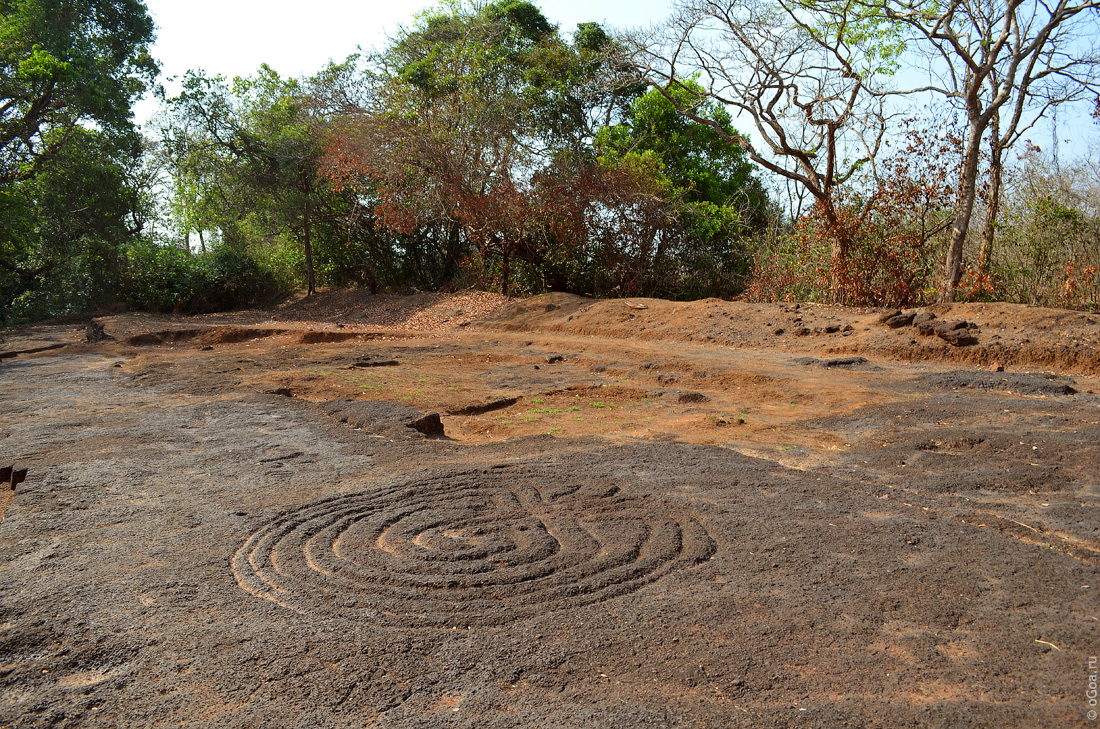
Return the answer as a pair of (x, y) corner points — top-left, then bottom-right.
(232, 470), (715, 626)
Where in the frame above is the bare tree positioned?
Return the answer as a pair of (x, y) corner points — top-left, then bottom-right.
(856, 0), (1100, 301)
(624, 0), (890, 300)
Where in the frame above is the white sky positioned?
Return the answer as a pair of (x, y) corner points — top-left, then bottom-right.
(136, 0), (674, 122)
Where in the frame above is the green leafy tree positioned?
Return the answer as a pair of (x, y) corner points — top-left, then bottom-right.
(323, 1), (657, 295)
(0, 127), (148, 321)
(0, 0), (157, 186)
(161, 63), (384, 294)
(598, 84), (769, 233)
(587, 84), (770, 296)
(0, 0), (156, 321)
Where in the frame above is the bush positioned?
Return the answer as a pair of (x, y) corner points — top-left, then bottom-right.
(744, 200), (941, 307)
(119, 241), (284, 314)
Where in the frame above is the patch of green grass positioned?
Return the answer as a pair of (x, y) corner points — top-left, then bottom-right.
(531, 397), (544, 404)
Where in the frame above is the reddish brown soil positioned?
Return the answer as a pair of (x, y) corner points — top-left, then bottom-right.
(1, 290), (1097, 728)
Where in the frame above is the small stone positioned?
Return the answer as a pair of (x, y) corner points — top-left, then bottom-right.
(990, 362), (1005, 372)
(934, 324), (976, 346)
(883, 312), (916, 328)
(916, 320), (938, 336)
(85, 320), (111, 342)
(877, 309), (903, 323)
(912, 311), (936, 326)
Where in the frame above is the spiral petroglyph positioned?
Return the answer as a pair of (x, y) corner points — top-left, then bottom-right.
(232, 469), (715, 627)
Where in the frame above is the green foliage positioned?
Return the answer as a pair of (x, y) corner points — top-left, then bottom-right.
(597, 83), (763, 210)
(584, 83), (771, 297)
(0, 0), (157, 185)
(0, 126), (148, 323)
(797, 0), (907, 75)
(0, 0), (159, 322)
(484, 1), (553, 42)
(159, 61), (389, 295)
(117, 241), (282, 314)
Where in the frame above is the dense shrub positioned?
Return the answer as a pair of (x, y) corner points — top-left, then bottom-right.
(744, 200), (943, 307)
(119, 242), (284, 314)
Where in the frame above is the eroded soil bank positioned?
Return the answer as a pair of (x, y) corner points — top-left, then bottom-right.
(2, 291), (1098, 728)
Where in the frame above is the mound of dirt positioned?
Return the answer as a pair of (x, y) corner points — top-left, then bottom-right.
(272, 289), (509, 330)
(477, 294), (1100, 375)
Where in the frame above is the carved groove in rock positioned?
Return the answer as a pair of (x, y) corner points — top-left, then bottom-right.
(232, 469), (715, 626)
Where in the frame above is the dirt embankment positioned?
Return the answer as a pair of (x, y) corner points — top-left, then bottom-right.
(477, 293), (1100, 376)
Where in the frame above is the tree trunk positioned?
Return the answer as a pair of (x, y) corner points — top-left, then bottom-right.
(303, 200), (316, 296)
(501, 245), (510, 297)
(184, 230), (191, 255)
(198, 229), (206, 255)
(940, 121), (985, 303)
(820, 197), (849, 304)
(978, 113), (1003, 276)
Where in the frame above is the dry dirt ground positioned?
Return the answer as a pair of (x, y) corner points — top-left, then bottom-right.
(1, 290), (1098, 728)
